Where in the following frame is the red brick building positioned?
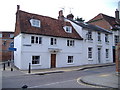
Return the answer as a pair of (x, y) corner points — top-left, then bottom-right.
(0, 31), (14, 62)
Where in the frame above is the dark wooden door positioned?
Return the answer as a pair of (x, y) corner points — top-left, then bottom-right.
(51, 54), (56, 68)
(113, 48), (116, 63)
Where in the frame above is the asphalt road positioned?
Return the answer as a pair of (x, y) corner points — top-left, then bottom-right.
(2, 65), (115, 88)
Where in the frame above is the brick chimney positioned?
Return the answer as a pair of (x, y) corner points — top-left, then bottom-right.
(67, 13), (74, 20)
(17, 5), (20, 10)
(58, 10), (64, 21)
(115, 9), (119, 21)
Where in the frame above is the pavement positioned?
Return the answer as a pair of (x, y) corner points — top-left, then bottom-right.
(80, 72), (119, 88)
(1, 62), (119, 88)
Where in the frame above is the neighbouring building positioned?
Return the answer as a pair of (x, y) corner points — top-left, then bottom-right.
(65, 13), (113, 65)
(87, 10), (120, 63)
(14, 6), (83, 70)
(0, 31), (14, 62)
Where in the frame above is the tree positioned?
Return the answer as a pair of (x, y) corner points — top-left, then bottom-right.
(75, 17), (85, 22)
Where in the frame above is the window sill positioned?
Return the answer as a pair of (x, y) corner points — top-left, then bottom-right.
(67, 63), (74, 65)
(105, 42), (109, 45)
(32, 64), (41, 66)
(88, 59), (93, 61)
(87, 40), (93, 43)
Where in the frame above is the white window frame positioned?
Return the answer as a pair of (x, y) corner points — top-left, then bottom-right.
(98, 32), (101, 41)
(105, 34), (109, 43)
(50, 38), (57, 45)
(114, 35), (119, 45)
(67, 56), (73, 63)
(64, 26), (72, 33)
(87, 31), (93, 40)
(30, 19), (41, 28)
(32, 56), (40, 65)
(88, 47), (92, 59)
(67, 40), (75, 46)
(31, 36), (42, 44)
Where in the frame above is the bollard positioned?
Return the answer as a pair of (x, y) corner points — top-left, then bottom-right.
(11, 67), (13, 71)
(8, 60), (10, 67)
(28, 63), (31, 73)
(11, 60), (13, 71)
(3, 63), (5, 71)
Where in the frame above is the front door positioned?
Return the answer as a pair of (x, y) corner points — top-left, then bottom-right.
(98, 48), (101, 63)
(51, 54), (56, 68)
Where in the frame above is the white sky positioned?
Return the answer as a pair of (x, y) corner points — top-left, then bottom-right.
(0, 0), (119, 32)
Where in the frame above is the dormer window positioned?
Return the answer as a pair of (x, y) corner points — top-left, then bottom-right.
(64, 26), (72, 33)
(30, 19), (41, 28)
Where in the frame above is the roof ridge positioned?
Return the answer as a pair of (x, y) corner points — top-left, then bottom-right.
(18, 10), (59, 21)
(101, 13), (115, 19)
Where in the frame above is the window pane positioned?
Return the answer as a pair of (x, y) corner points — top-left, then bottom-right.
(31, 36), (34, 43)
(36, 37), (38, 43)
(54, 39), (57, 44)
(88, 48), (92, 58)
(51, 38), (53, 45)
(0, 34), (2, 38)
(39, 37), (42, 44)
(68, 56), (73, 63)
(32, 56), (40, 64)
(67, 40), (69, 46)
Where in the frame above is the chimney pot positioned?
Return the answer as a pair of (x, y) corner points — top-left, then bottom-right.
(58, 10), (64, 21)
(17, 5), (20, 10)
(115, 9), (119, 21)
(67, 14), (74, 20)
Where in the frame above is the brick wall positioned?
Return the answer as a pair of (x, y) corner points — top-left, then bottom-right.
(0, 32), (14, 62)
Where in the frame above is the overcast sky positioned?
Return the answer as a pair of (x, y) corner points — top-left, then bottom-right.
(0, 0), (119, 32)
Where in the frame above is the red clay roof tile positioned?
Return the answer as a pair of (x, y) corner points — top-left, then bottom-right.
(15, 10), (83, 40)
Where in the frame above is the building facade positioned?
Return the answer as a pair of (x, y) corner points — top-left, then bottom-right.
(65, 16), (113, 65)
(14, 6), (113, 70)
(87, 10), (120, 62)
(14, 6), (83, 70)
(0, 32), (14, 62)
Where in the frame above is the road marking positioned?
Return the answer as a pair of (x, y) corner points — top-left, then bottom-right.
(99, 74), (110, 77)
(76, 77), (103, 88)
(29, 79), (76, 88)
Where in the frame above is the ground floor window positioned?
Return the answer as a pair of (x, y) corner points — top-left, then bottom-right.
(32, 56), (40, 64)
(88, 47), (92, 58)
(67, 56), (73, 63)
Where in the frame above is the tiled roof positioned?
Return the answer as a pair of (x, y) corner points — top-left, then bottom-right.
(87, 13), (120, 29)
(70, 20), (112, 34)
(15, 10), (83, 40)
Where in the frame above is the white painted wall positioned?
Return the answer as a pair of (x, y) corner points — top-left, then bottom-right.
(66, 20), (113, 65)
(14, 34), (22, 69)
(14, 33), (83, 70)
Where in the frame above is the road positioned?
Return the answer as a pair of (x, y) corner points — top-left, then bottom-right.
(2, 65), (115, 88)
